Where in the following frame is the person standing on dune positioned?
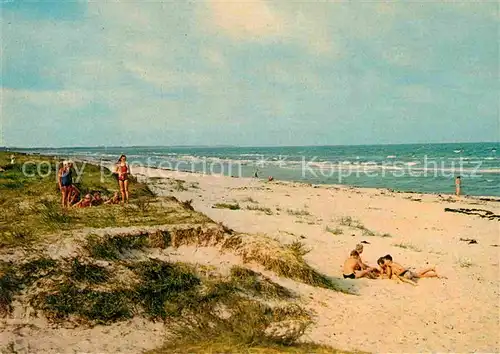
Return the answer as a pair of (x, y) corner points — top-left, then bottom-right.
(116, 155), (130, 204)
(58, 160), (74, 208)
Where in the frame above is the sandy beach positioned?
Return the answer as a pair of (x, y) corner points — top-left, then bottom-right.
(133, 166), (500, 353)
(1, 159), (499, 353)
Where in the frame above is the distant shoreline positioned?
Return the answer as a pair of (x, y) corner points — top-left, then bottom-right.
(2, 141), (499, 150)
(8, 146), (500, 199)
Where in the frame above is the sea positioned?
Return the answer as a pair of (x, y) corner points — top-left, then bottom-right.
(8, 142), (500, 197)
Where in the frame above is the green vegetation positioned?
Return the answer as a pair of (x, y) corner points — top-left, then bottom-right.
(169, 179), (188, 191)
(247, 205), (273, 215)
(229, 266), (294, 299)
(69, 258), (110, 284)
(150, 342), (355, 354)
(286, 241), (311, 258)
(84, 233), (150, 260)
(0, 153), (213, 247)
(326, 226), (344, 235)
(0, 263), (22, 316)
(214, 202), (241, 210)
(37, 284), (133, 324)
(338, 216), (381, 237)
(286, 209), (311, 216)
(339, 216), (355, 226)
(223, 234), (354, 294)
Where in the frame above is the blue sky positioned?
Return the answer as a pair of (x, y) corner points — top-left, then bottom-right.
(1, 1), (498, 147)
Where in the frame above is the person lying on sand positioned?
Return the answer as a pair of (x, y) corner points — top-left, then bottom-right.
(343, 250), (376, 279)
(73, 194), (93, 208)
(377, 257), (416, 285)
(104, 192), (120, 205)
(380, 254), (443, 284)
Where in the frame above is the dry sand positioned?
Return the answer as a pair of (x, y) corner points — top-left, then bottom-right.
(135, 166), (500, 353)
(1, 166), (498, 353)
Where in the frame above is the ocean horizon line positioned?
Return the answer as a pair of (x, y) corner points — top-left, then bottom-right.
(2, 141), (499, 150)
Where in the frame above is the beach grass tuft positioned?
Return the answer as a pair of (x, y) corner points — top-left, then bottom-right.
(69, 258), (110, 284)
(214, 202), (241, 210)
(222, 234), (353, 293)
(393, 242), (422, 252)
(338, 216), (380, 236)
(160, 299), (314, 353)
(287, 241), (311, 258)
(1, 257), (59, 315)
(339, 216), (354, 226)
(287, 209), (311, 216)
(458, 257), (474, 268)
(35, 283), (133, 324)
(84, 233), (149, 260)
(181, 199), (195, 211)
(246, 205), (273, 215)
(130, 259), (201, 319)
(229, 266), (294, 299)
(0, 264), (22, 316)
(326, 226), (343, 235)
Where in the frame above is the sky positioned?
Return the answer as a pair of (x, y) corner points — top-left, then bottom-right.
(1, 0), (499, 147)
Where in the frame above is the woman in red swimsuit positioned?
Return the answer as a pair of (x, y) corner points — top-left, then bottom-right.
(116, 155), (130, 204)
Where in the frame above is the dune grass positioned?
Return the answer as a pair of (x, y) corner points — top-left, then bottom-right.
(84, 233), (150, 260)
(214, 202), (241, 210)
(69, 258), (110, 284)
(247, 205), (273, 215)
(149, 342), (355, 354)
(0, 263), (22, 316)
(20, 256), (311, 336)
(223, 234), (353, 294)
(286, 209), (311, 216)
(229, 266), (294, 299)
(326, 226), (344, 235)
(242, 196), (258, 204)
(393, 242), (422, 252)
(338, 216), (381, 237)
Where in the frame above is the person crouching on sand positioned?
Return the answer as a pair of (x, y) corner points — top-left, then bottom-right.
(343, 250), (376, 279)
(380, 254), (442, 285)
(116, 155), (130, 204)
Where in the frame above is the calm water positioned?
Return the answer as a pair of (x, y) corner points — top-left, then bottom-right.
(8, 142), (500, 196)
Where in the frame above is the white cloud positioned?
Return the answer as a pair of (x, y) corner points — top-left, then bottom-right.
(206, 0), (283, 39)
(2, 88), (91, 109)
